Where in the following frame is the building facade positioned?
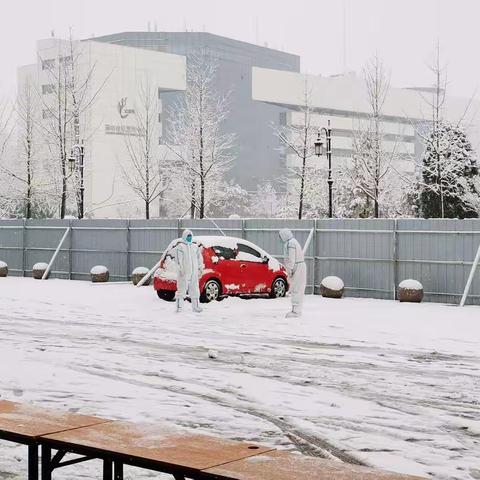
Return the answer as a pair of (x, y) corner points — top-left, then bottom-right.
(17, 38), (186, 218)
(91, 32), (301, 192)
(252, 66), (480, 173)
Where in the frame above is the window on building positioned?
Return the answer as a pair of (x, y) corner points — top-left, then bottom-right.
(41, 59), (55, 71)
(42, 84), (55, 95)
(59, 55), (73, 65)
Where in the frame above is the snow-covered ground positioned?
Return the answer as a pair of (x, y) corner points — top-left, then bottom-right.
(0, 277), (479, 480)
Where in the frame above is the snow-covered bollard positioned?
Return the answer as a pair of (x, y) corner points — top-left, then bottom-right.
(320, 276), (345, 299)
(0, 261), (7, 277)
(32, 262), (48, 280)
(398, 279), (423, 303)
(90, 265), (109, 283)
(131, 267), (150, 286)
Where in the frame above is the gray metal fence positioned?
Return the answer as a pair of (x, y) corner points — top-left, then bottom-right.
(1, 218), (479, 305)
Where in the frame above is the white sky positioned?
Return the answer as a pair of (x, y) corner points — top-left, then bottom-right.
(2, 0), (480, 99)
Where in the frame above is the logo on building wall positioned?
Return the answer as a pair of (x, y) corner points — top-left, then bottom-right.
(118, 97), (135, 119)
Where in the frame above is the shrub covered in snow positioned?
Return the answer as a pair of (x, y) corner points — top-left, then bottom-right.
(0, 261), (7, 277)
(32, 262), (48, 280)
(320, 276), (345, 299)
(398, 279), (423, 303)
(131, 267), (149, 286)
(90, 265), (109, 283)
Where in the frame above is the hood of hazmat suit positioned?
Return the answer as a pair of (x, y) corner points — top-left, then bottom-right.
(279, 228), (293, 243)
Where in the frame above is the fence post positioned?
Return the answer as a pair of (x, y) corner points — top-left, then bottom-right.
(177, 218), (182, 239)
(312, 219), (317, 295)
(22, 219), (26, 277)
(393, 219), (398, 300)
(68, 219), (72, 280)
(126, 220), (131, 281)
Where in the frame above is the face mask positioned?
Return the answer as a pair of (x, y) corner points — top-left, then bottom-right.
(186, 235), (193, 243)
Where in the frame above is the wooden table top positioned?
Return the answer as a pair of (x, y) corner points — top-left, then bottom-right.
(203, 450), (426, 480)
(42, 420), (274, 470)
(0, 400), (110, 440)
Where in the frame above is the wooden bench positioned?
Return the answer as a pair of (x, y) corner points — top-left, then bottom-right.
(201, 450), (425, 480)
(0, 400), (110, 479)
(0, 400), (425, 480)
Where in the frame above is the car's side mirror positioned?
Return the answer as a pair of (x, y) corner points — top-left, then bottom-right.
(262, 255), (269, 264)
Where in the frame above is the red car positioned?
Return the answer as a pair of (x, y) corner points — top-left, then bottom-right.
(154, 236), (289, 302)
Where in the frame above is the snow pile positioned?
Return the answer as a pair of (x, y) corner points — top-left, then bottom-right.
(399, 279), (423, 291)
(0, 261), (7, 268)
(225, 284), (240, 291)
(196, 236), (239, 250)
(132, 267), (148, 276)
(211, 256), (219, 264)
(33, 262), (48, 271)
(321, 276), (344, 290)
(207, 349), (218, 359)
(90, 265), (108, 275)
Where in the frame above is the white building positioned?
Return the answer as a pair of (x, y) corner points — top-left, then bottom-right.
(252, 67), (480, 174)
(17, 38), (186, 218)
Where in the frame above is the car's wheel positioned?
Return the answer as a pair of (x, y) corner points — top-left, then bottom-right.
(157, 290), (175, 302)
(201, 279), (221, 303)
(269, 277), (287, 298)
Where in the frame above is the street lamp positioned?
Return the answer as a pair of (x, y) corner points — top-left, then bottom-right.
(69, 141), (85, 219)
(314, 120), (333, 218)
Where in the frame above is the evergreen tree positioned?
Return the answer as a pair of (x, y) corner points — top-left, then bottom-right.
(419, 121), (478, 218)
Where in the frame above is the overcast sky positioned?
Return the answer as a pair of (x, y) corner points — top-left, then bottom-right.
(2, 0), (480, 99)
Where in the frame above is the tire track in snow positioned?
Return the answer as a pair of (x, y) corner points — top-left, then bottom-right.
(69, 364), (368, 466)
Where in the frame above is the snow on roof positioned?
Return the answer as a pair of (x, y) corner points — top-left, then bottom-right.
(194, 236), (266, 254)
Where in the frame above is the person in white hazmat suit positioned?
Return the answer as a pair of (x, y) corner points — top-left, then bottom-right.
(279, 228), (307, 318)
(174, 229), (205, 313)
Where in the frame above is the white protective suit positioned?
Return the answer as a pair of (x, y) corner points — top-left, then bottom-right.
(174, 229), (205, 312)
(279, 228), (307, 317)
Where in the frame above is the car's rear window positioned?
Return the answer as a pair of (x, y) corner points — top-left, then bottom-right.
(212, 245), (237, 260)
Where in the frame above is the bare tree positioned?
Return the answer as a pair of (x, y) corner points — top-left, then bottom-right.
(0, 98), (15, 216)
(273, 78), (317, 219)
(164, 52), (235, 219)
(12, 75), (37, 218)
(121, 79), (169, 219)
(343, 54), (398, 218)
(36, 34), (107, 218)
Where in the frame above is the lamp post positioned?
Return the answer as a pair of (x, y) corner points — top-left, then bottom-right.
(69, 141), (85, 219)
(314, 120), (333, 218)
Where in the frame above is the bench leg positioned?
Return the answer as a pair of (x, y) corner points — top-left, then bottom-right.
(103, 459), (113, 480)
(28, 444), (38, 480)
(41, 445), (52, 480)
(114, 461), (123, 480)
